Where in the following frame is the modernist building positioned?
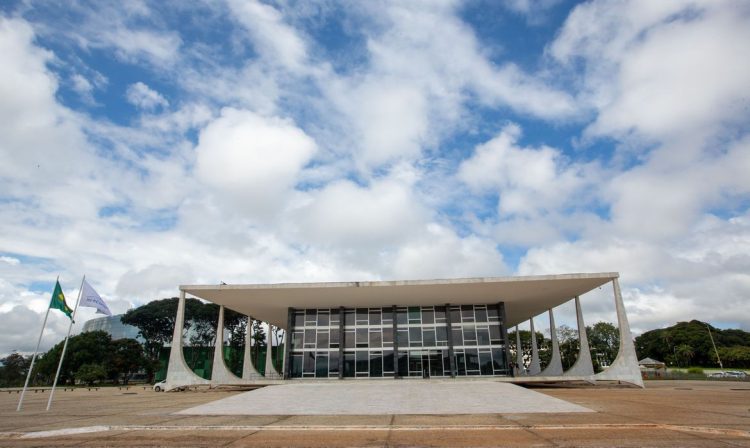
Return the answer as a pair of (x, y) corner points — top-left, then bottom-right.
(81, 314), (141, 341)
(165, 273), (643, 389)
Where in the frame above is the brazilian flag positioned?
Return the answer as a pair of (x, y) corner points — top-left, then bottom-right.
(50, 280), (74, 320)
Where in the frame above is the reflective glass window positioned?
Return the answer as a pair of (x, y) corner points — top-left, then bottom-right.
(356, 351), (368, 373)
(436, 326), (447, 343)
(293, 312), (304, 327)
(304, 329), (316, 348)
(344, 330), (355, 349)
(291, 331), (303, 350)
(397, 351), (408, 377)
(487, 306), (499, 322)
(463, 325), (477, 344)
(455, 351), (466, 375)
(489, 324), (501, 342)
(452, 327), (463, 346)
(477, 327), (490, 346)
(408, 307), (421, 324)
(316, 354), (328, 377)
(369, 330), (382, 348)
(408, 352), (422, 375)
(356, 308), (368, 324)
(330, 308), (340, 324)
(291, 354), (302, 378)
(383, 351), (394, 373)
(317, 330), (329, 349)
(369, 309), (381, 325)
(479, 351), (493, 375)
(382, 327), (393, 345)
(344, 310), (355, 326)
(423, 329), (436, 347)
(475, 307), (488, 323)
(465, 348), (479, 371)
(317, 310), (329, 327)
(305, 309), (317, 325)
(396, 329), (408, 348)
(344, 352), (355, 377)
(396, 307), (408, 325)
(422, 307), (434, 324)
(382, 308), (393, 324)
(434, 306), (446, 323)
(303, 351), (315, 373)
(492, 348), (505, 372)
(329, 351), (340, 375)
(330, 328), (340, 348)
(369, 352), (383, 377)
(409, 327), (422, 347)
(356, 328), (368, 348)
(461, 305), (475, 322)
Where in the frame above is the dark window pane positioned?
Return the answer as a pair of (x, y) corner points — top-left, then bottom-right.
(305, 309), (317, 324)
(369, 309), (381, 325)
(317, 311), (329, 327)
(382, 308), (393, 323)
(430, 351), (443, 377)
(443, 351), (452, 375)
(317, 330), (329, 349)
(455, 352), (466, 375)
(408, 307), (420, 324)
(356, 308), (368, 323)
(356, 351), (368, 373)
(487, 307), (499, 322)
(303, 351), (315, 373)
(369, 330), (382, 348)
(479, 352), (493, 375)
(408, 352), (422, 375)
(396, 308), (408, 325)
(452, 328), (463, 346)
(291, 331), (303, 350)
(356, 328), (368, 348)
(492, 348), (505, 372)
(396, 330), (408, 347)
(344, 310), (355, 326)
(435, 306), (446, 323)
(461, 305), (475, 322)
(344, 330), (355, 349)
(384, 351), (394, 372)
(397, 351), (408, 376)
(344, 352), (355, 377)
(422, 308), (434, 324)
(382, 327), (393, 345)
(409, 327), (422, 347)
(329, 351), (340, 375)
(304, 329), (316, 347)
(293, 312), (304, 327)
(330, 329), (340, 347)
(477, 328), (490, 346)
(423, 329), (436, 347)
(450, 306), (461, 324)
(475, 308), (488, 323)
(463, 325), (477, 343)
(436, 326), (447, 342)
(369, 353), (383, 377)
(291, 355), (302, 378)
(489, 324), (501, 341)
(465, 348), (479, 371)
(330, 308), (340, 324)
(316, 355), (328, 377)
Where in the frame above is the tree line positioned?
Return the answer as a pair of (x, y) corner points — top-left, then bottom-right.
(635, 320), (750, 368)
(0, 297), (270, 387)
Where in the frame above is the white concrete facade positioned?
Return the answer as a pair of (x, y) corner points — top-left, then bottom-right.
(165, 273), (644, 390)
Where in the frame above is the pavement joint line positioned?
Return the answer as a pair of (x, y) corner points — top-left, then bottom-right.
(7, 423), (750, 439)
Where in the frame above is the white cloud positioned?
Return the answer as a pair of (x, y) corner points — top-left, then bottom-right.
(227, 0), (308, 73)
(458, 123), (595, 217)
(126, 82), (169, 110)
(194, 108), (317, 218)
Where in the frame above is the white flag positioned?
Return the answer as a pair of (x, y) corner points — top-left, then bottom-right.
(79, 279), (112, 316)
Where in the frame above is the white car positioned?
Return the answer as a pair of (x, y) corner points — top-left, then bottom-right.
(153, 380), (166, 392)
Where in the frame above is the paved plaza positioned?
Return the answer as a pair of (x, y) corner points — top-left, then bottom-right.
(1, 380), (749, 446)
(178, 381), (592, 415)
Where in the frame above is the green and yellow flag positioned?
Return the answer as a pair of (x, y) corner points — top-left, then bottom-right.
(49, 280), (73, 320)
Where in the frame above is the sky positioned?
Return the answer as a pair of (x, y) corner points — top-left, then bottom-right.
(1, 0), (749, 357)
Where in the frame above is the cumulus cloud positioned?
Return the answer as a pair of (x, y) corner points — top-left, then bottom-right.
(194, 108), (317, 218)
(126, 82), (169, 110)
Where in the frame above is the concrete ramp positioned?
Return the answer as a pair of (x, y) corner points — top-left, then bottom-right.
(177, 380), (592, 415)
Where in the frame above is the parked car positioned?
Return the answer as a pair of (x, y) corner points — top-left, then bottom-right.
(153, 380), (166, 392)
(725, 371), (748, 378)
(708, 371), (728, 378)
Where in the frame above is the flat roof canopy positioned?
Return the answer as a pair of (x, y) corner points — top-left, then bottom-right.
(181, 272), (617, 329)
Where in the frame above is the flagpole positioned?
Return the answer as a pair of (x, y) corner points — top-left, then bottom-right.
(17, 277), (57, 412)
(46, 275), (85, 411)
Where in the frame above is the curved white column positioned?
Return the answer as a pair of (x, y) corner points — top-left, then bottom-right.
(539, 309), (563, 376)
(594, 278), (644, 387)
(527, 318), (541, 375)
(264, 324), (282, 379)
(564, 296), (594, 377)
(515, 326), (525, 376)
(242, 317), (263, 380)
(165, 291), (210, 391)
(210, 305), (248, 385)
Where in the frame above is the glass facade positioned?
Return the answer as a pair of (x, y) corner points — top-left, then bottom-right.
(287, 303), (509, 379)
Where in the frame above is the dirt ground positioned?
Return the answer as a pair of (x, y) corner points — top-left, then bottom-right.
(1, 380), (748, 447)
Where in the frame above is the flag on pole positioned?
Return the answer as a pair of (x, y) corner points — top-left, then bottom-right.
(79, 279), (112, 316)
(49, 280), (73, 320)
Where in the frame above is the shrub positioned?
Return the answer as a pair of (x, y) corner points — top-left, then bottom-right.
(687, 367), (704, 374)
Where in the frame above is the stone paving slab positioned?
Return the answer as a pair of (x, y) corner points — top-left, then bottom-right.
(177, 381), (593, 415)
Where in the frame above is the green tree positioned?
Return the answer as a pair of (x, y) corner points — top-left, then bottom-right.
(33, 331), (113, 386)
(557, 325), (581, 370)
(251, 318), (266, 369)
(674, 344), (695, 367)
(587, 322), (619, 372)
(0, 352), (30, 387)
(507, 329), (546, 371)
(76, 363), (107, 386)
(111, 338), (148, 384)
